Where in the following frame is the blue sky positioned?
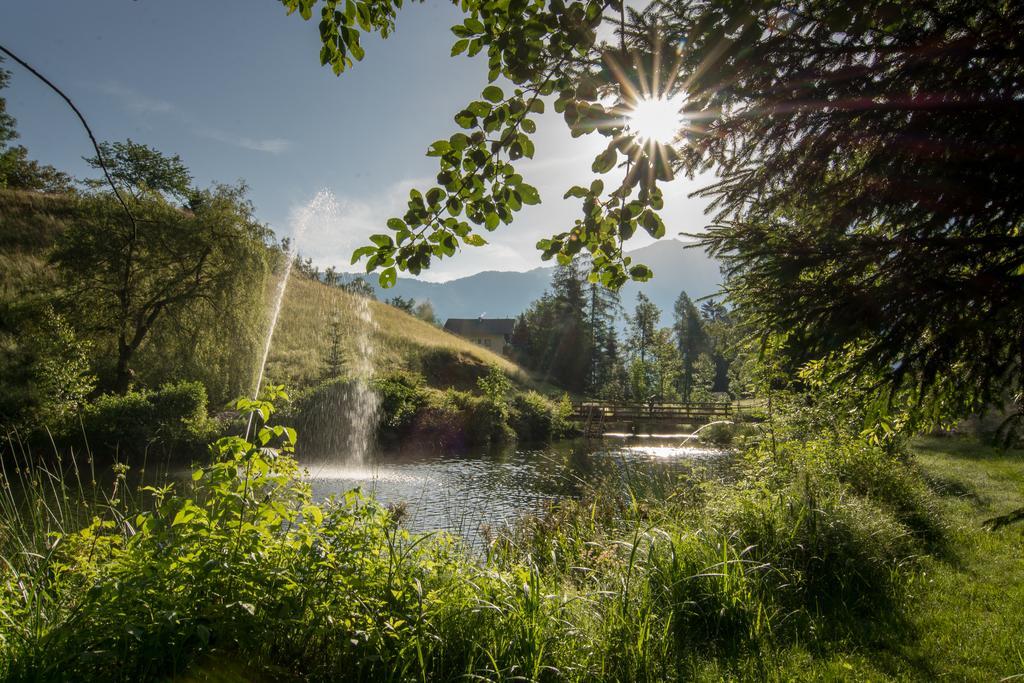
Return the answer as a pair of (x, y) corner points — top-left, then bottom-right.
(3, 1), (714, 281)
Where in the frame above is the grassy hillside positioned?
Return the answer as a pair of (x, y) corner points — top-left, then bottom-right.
(0, 189), (535, 398)
(265, 273), (530, 390)
(0, 190), (74, 303)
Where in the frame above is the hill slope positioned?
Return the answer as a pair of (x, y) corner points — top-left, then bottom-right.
(266, 274), (529, 390)
(0, 190), (532, 397)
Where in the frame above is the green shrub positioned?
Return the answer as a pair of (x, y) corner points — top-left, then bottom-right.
(0, 307), (94, 431)
(77, 381), (214, 458)
(509, 390), (556, 442)
(372, 369), (428, 436)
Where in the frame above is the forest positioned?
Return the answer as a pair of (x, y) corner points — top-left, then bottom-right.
(0, 0), (1022, 680)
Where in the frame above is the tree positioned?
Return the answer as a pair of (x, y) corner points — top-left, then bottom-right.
(650, 328), (682, 402)
(289, 0), (1024, 426)
(0, 57), (73, 193)
(387, 295), (415, 313)
(83, 139), (192, 202)
(341, 276), (376, 299)
(54, 179), (269, 394)
(626, 292), (659, 367)
(586, 277), (622, 395)
(413, 300), (437, 325)
(0, 307), (94, 429)
(323, 316), (345, 379)
(673, 291), (707, 401)
(515, 262), (593, 392)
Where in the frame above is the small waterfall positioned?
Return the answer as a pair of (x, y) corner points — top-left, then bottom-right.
(677, 420), (734, 447)
(344, 288), (380, 465)
(246, 189), (380, 466)
(252, 241), (296, 406)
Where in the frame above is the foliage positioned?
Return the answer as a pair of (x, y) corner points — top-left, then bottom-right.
(372, 369), (428, 435)
(4, 390), (1021, 679)
(385, 294), (415, 313)
(322, 316), (345, 379)
(0, 306), (94, 430)
(338, 274), (376, 299)
(508, 390), (575, 442)
(0, 58), (73, 194)
(82, 139), (192, 202)
(658, 0), (1024, 421)
(77, 381), (216, 458)
(287, 0), (1024, 433)
(53, 180), (271, 395)
(412, 299), (437, 324)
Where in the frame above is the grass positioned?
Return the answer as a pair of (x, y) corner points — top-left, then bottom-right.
(0, 188), (539, 398)
(892, 435), (1024, 680)
(266, 273), (532, 389)
(1, 409), (1022, 680)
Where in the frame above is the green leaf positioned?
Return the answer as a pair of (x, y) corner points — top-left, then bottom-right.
(518, 184), (541, 205)
(464, 233), (487, 246)
(379, 267), (397, 288)
(451, 39), (469, 56)
(629, 264), (654, 281)
(302, 504), (324, 526)
(482, 85), (504, 103)
(351, 245), (376, 264)
(592, 148), (617, 174)
(370, 234), (394, 248)
(386, 218), (406, 231)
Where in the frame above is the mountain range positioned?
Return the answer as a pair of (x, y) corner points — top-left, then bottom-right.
(344, 239), (723, 323)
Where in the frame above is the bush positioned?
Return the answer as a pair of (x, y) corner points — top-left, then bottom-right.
(0, 307), (94, 431)
(0, 397), (953, 681)
(77, 381), (214, 458)
(372, 369), (428, 438)
(509, 391), (555, 442)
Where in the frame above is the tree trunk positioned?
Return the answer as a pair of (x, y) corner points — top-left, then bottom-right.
(113, 337), (133, 394)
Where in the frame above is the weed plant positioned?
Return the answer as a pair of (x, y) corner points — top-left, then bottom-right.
(0, 395), (951, 681)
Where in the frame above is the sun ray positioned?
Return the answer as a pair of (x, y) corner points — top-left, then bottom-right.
(627, 95), (685, 145)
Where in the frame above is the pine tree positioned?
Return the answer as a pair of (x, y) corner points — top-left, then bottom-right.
(323, 317), (345, 379)
(586, 279), (622, 396)
(673, 291), (708, 401)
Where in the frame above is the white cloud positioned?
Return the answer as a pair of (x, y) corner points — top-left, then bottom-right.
(196, 126), (291, 154)
(94, 80), (290, 154)
(291, 160), (718, 284)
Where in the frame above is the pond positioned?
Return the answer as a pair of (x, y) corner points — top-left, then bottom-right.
(303, 436), (726, 548)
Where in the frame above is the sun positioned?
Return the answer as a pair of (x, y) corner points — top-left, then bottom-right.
(627, 96), (684, 145)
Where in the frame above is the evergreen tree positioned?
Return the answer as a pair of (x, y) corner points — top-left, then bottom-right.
(585, 278), (621, 395)
(651, 328), (683, 402)
(627, 293), (660, 366)
(323, 317), (345, 379)
(673, 291), (707, 401)
(625, 293), (661, 401)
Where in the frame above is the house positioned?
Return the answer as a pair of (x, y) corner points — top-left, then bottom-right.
(443, 317), (516, 354)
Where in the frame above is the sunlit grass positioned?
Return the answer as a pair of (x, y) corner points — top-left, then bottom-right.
(265, 273), (531, 388)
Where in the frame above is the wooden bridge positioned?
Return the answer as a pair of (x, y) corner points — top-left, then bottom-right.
(570, 400), (737, 437)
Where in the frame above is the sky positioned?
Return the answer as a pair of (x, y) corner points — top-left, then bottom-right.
(2, 1), (716, 281)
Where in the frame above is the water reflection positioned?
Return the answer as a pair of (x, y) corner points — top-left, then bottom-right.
(304, 438), (724, 547)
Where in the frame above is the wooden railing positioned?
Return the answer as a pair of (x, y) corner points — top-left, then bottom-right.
(570, 401), (734, 422)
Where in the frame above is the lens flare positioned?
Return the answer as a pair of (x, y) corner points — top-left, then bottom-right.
(627, 96), (684, 145)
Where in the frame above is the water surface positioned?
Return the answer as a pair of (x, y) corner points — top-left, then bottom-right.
(304, 437), (724, 547)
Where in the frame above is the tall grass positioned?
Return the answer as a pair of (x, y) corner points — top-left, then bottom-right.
(0, 402), (952, 681)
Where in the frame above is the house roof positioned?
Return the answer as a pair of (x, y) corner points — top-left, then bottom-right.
(444, 318), (516, 337)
